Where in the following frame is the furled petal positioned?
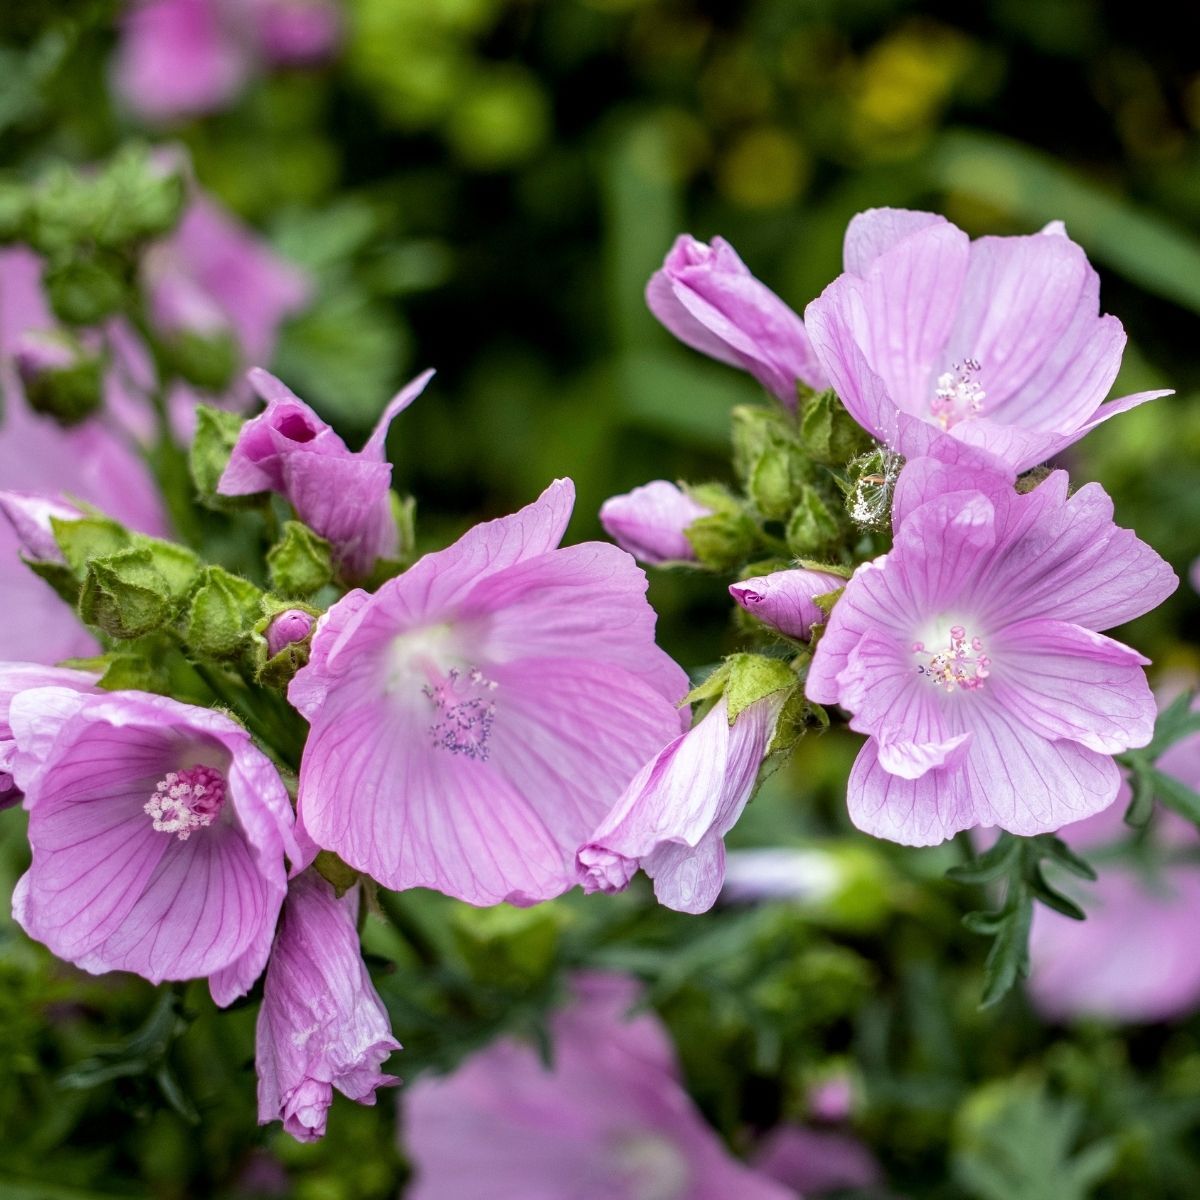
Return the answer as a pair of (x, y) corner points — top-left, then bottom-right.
(599, 480), (710, 566)
(987, 620), (1155, 754)
(647, 234), (825, 404)
(729, 568), (844, 641)
(578, 694), (782, 914)
(257, 872), (399, 1143)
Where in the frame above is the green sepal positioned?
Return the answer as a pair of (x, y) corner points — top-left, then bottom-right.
(314, 850), (360, 898)
(134, 537), (202, 604)
(684, 652), (799, 724)
(811, 587), (844, 617)
(20, 342), (105, 424)
(267, 520), (336, 598)
(51, 514), (132, 574)
(183, 566), (264, 660)
(767, 686), (827, 755)
(189, 405), (249, 509)
(160, 328), (240, 394)
(685, 509), (760, 572)
(79, 547), (173, 640)
(797, 388), (873, 466)
(21, 556), (81, 605)
(785, 486), (841, 555)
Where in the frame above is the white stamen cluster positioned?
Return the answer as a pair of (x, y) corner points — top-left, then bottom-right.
(931, 359), (985, 429)
(913, 625), (991, 692)
(144, 765), (226, 840)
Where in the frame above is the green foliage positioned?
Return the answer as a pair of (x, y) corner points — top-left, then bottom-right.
(267, 521), (336, 598)
(188, 405), (247, 509)
(182, 566), (263, 660)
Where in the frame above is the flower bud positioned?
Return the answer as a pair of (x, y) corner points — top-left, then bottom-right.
(0, 491), (82, 564)
(14, 330), (104, 424)
(729, 568), (845, 641)
(599, 480), (711, 566)
(646, 234), (826, 407)
(265, 608), (314, 657)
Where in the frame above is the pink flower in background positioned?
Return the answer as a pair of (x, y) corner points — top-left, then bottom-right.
(807, 445), (1176, 845)
(289, 479), (688, 906)
(578, 693), (784, 914)
(752, 1126), (883, 1197)
(0, 248), (170, 664)
(256, 871), (399, 1143)
(804, 208), (1169, 471)
(219, 368), (432, 579)
(403, 973), (793, 1200)
(0, 664), (97, 809)
(9, 687), (296, 1005)
(730, 568), (845, 641)
(0, 493), (83, 565)
(1026, 712), (1200, 1023)
(647, 234), (827, 407)
(598, 480), (711, 566)
(115, 0), (341, 121)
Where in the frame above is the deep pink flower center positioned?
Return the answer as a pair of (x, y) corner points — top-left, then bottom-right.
(912, 625), (990, 692)
(931, 359), (985, 429)
(144, 765), (226, 840)
(276, 412), (318, 443)
(422, 665), (498, 761)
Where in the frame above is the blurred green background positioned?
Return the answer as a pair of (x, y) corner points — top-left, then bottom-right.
(3, 1), (1200, 1197)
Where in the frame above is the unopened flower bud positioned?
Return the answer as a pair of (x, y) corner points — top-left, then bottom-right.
(14, 330), (104, 424)
(729, 568), (844, 641)
(266, 608), (315, 657)
(0, 491), (82, 564)
(599, 481), (712, 566)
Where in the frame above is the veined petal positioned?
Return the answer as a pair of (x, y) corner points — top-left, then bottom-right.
(988, 619), (1155, 754)
(843, 208), (949, 276)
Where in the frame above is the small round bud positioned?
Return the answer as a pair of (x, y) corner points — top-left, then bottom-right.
(266, 609), (315, 657)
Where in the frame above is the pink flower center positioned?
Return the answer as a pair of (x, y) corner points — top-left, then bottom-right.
(931, 359), (985, 429)
(144, 766), (226, 840)
(423, 666), (498, 761)
(912, 625), (990, 692)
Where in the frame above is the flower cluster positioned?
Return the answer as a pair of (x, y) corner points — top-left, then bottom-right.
(0, 193), (1187, 1172)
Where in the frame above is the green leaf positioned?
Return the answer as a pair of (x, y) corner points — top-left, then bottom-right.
(946, 834), (1020, 884)
(1148, 767), (1200, 824)
(978, 888), (1032, 1010)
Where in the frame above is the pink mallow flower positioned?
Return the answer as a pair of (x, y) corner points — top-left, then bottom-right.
(256, 871), (400, 1143)
(402, 972), (793, 1200)
(599, 480), (711, 566)
(114, 0), (341, 121)
(288, 478), (689, 906)
(1025, 712), (1200, 1023)
(578, 692), (785, 914)
(219, 369), (432, 580)
(0, 248), (170, 664)
(804, 208), (1170, 472)
(730, 568), (845, 641)
(648, 235), (827, 407)
(9, 687), (296, 1005)
(752, 1126), (883, 1197)
(806, 442), (1176, 845)
(0, 664), (97, 809)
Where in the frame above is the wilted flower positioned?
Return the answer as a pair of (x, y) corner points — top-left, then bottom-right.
(806, 444), (1176, 844)
(578, 693), (784, 913)
(804, 208), (1169, 472)
(1026, 713), (1200, 1023)
(0, 664), (97, 809)
(599, 480), (711, 566)
(730, 568), (845, 641)
(289, 478), (688, 906)
(403, 973), (793, 1200)
(9, 687), (296, 1005)
(256, 871), (400, 1143)
(219, 369), (432, 580)
(265, 608), (315, 657)
(648, 234), (826, 407)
